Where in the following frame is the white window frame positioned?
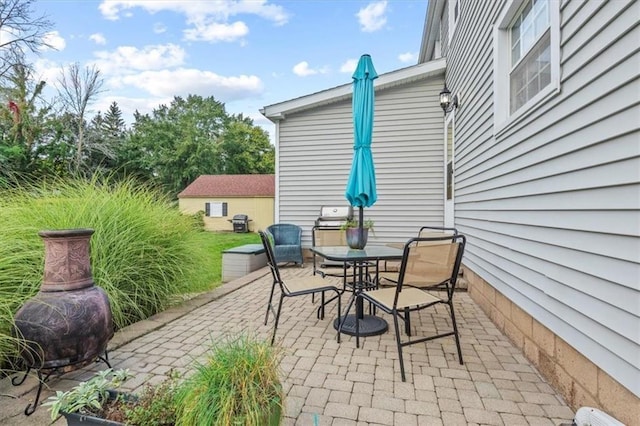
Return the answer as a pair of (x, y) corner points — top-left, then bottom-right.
(448, 0), (460, 45)
(205, 201), (227, 217)
(493, 0), (560, 133)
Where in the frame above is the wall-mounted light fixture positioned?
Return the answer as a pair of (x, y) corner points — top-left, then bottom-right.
(439, 84), (459, 114)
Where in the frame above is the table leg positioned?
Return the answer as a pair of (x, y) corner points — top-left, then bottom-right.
(334, 260), (388, 337)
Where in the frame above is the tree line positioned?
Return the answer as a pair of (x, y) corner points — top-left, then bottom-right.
(0, 0), (274, 197)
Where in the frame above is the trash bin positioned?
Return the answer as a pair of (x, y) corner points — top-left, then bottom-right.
(229, 214), (250, 233)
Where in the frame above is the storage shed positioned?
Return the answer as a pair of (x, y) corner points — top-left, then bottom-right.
(178, 174), (275, 232)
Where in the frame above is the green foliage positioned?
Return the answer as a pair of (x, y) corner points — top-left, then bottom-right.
(0, 177), (216, 368)
(122, 370), (182, 426)
(44, 368), (133, 420)
(123, 95), (274, 197)
(214, 118), (274, 174)
(341, 218), (375, 230)
(174, 334), (283, 426)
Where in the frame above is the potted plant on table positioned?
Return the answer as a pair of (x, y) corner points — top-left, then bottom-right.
(44, 334), (283, 426)
(341, 218), (374, 249)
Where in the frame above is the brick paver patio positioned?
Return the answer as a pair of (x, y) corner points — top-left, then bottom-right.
(1, 264), (575, 425)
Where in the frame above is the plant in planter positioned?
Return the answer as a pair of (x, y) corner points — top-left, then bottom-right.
(341, 218), (375, 249)
(44, 334), (283, 426)
(44, 368), (181, 425)
(174, 334), (284, 426)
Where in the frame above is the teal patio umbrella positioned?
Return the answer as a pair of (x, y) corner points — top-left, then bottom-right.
(345, 54), (378, 240)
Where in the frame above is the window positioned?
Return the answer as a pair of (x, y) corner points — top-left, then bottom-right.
(205, 202), (228, 217)
(509, 0), (551, 112)
(448, 0), (460, 44)
(494, 0), (559, 129)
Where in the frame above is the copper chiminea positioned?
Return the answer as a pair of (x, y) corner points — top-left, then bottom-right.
(12, 229), (114, 415)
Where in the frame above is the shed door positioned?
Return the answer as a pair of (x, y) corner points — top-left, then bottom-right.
(444, 115), (455, 228)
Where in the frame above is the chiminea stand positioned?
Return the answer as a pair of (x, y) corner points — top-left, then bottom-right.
(12, 352), (112, 416)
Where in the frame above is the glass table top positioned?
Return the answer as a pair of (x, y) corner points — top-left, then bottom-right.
(310, 245), (403, 261)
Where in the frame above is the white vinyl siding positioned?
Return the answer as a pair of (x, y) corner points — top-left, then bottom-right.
(448, 0), (640, 396)
(276, 78), (447, 247)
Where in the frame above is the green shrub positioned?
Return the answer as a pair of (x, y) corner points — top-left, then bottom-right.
(174, 334), (283, 426)
(0, 177), (213, 370)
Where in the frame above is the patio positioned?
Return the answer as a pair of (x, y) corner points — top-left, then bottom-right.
(1, 263), (575, 425)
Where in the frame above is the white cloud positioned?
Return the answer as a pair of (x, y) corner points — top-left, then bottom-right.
(183, 20), (249, 43)
(99, 0), (290, 45)
(89, 33), (107, 45)
(153, 22), (167, 34)
(292, 61), (328, 77)
(92, 44), (186, 74)
(41, 31), (66, 51)
(100, 0), (289, 23)
(357, 1), (388, 32)
(111, 68), (263, 101)
(398, 51), (417, 63)
(32, 58), (64, 85)
(340, 59), (358, 73)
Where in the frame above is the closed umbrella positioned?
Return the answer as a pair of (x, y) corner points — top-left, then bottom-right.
(345, 54), (378, 244)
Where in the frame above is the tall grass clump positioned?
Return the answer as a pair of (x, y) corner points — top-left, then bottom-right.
(0, 177), (212, 370)
(175, 335), (283, 426)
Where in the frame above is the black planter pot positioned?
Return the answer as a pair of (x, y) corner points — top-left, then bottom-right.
(61, 390), (132, 426)
(346, 227), (369, 249)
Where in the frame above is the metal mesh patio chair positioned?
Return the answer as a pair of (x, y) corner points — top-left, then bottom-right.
(378, 226), (459, 284)
(266, 223), (304, 266)
(356, 234), (466, 381)
(260, 231), (342, 345)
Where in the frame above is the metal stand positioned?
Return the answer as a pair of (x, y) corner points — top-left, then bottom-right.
(12, 351), (111, 416)
(335, 257), (388, 337)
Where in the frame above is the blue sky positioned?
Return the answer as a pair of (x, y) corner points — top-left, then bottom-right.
(29, 0), (428, 138)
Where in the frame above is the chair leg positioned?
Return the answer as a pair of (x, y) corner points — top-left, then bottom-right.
(392, 311), (407, 382)
(319, 291), (326, 319)
(336, 291), (342, 343)
(355, 299), (360, 349)
(271, 294), (285, 345)
(448, 301), (464, 364)
(337, 292), (356, 337)
(404, 307), (411, 336)
(264, 281), (277, 325)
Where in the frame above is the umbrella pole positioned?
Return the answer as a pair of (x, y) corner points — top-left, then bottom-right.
(359, 206), (364, 240)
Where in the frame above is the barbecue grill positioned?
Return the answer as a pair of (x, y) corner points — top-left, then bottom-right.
(229, 214), (251, 233)
(315, 206), (353, 228)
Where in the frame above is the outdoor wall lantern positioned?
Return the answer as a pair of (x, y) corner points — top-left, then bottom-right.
(439, 84), (459, 114)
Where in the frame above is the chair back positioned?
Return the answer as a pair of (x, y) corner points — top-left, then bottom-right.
(259, 230), (284, 287)
(396, 234), (466, 295)
(417, 226), (458, 239)
(267, 224), (301, 246)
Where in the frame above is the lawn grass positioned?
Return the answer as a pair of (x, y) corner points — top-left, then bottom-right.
(190, 231), (261, 293)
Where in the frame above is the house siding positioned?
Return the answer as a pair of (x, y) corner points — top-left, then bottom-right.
(276, 76), (447, 247)
(444, 0), (639, 406)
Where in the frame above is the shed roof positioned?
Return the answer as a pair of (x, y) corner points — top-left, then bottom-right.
(178, 174), (275, 198)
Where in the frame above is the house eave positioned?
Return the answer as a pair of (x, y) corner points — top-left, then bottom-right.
(419, 0), (445, 63)
(261, 58), (446, 121)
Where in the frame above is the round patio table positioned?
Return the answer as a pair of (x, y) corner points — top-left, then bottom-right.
(309, 245), (403, 337)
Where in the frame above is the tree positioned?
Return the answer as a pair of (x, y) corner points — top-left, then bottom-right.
(215, 117), (274, 174)
(0, 0), (53, 78)
(56, 62), (104, 175)
(125, 95), (228, 196)
(121, 95), (274, 197)
(0, 57), (58, 180)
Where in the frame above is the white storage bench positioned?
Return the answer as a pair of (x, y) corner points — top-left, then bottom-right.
(222, 244), (267, 282)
